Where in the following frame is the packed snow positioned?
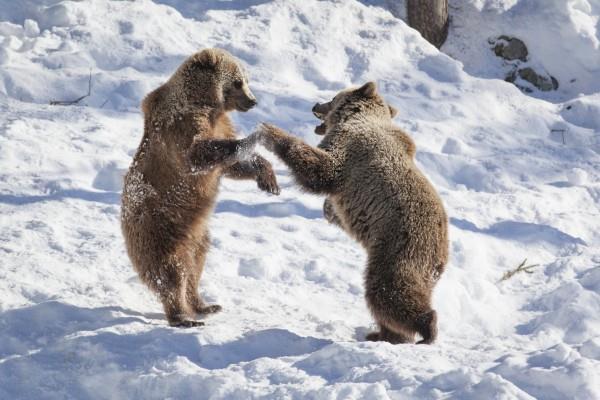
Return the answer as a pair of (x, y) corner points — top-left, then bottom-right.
(0, 0), (598, 399)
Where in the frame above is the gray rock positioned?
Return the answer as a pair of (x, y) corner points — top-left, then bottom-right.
(493, 35), (559, 92)
(493, 35), (528, 62)
(505, 67), (559, 92)
(517, 67), (559, 91)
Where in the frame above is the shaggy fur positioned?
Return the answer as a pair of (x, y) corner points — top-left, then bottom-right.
(253, 82), (448, 344)
(121, 48), (279, 328)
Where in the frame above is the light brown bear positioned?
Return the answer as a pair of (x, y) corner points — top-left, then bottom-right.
(253, 82), (448, 344)
(121, 48), (279, 328)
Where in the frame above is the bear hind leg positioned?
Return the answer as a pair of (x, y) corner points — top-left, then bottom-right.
(159, 283), (204, 328)
(414, 309), (438, 344)
(185, 235), (222, 316)
(153, 261), (204, 328)
(366, 325), (415, 344)
(186, 270), (222, 315)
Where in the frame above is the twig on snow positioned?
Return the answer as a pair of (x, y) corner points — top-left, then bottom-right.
(498, 258), (540, 283)
(50, 70), (93, 106)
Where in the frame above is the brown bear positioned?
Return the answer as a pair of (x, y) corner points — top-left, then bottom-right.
(121, 48), (279, 328)
(252, 82), (448, 344)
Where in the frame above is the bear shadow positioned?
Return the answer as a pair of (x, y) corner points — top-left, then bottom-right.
(216, 199), (323, 219)
(0, 301), (332, 375)
(0, 301), (156, 359)
(0, 189), (120, 206)
(450, 218), (587, 247)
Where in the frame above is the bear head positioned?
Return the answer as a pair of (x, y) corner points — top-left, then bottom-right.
(311, 82), (397, 135)
(173, 48), (257, 112)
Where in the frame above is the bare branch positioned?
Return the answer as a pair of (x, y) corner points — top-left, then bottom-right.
(498, 258), (540, 283)
(50, 70), (93, 106)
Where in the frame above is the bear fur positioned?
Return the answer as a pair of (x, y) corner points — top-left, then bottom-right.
(121, 48), (279, 328)
(253, 82), (448, 344)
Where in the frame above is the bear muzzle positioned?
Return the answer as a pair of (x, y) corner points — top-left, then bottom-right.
(312, 102), (330, 135)
(237, 96), (257, 112)
(312, 103), (329, 120)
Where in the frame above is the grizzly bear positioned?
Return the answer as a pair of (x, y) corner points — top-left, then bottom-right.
(121, 48), (279, 328)
(253, 82), (448, 344)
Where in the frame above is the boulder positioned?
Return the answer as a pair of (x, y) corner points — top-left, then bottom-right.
(506, 67), (559, 92)
(492, 35), (559, 92)
(493, 35), (528, 62)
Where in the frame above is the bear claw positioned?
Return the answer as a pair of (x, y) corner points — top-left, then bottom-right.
(197, 304), (222, 315)
(170, 320), (205, 328)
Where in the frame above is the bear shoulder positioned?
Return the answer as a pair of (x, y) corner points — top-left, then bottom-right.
(389, 127), (416, 159)
(141, 83), (169, 122)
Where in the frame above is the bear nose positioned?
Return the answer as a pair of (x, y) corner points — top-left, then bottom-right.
(312, 103), (326, 119)
(248, 98), (257, 107)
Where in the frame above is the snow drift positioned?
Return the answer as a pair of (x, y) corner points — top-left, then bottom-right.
(0, 0), (598, 399)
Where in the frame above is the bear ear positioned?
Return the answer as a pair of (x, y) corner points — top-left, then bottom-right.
(388, 105), (398, 118)
(358, 81), (377, 98)
(196, 49), (220, 68)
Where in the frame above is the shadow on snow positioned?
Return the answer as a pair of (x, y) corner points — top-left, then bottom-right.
(450, 217), (587, 246)
(0, 301), (332, 375)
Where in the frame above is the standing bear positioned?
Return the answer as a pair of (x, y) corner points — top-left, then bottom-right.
(121, 48), (279, 328)
(253, 82), (448, 344)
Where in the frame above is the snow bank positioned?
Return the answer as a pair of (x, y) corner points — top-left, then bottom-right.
(0, 0), (598, 399)
(445, 0), (600, 102)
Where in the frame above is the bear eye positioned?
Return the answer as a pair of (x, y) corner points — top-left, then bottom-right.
(233, 80), (243, 89)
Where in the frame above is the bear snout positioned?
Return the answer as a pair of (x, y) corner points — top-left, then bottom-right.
(237, 96), (257, 112)
(312, 103), (328, 120)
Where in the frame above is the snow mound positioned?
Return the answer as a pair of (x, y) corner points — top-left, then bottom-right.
(0, 0), (599, 398)
(492, 343), (599, 400)
(562, 93), (600, 131)
(445, 0), (600, 102)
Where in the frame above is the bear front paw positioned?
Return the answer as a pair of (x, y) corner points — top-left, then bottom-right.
(251, 127), (273, 151)
(188, 139), (242, 173)
(188, 141), (222, 172)
(253, 123), (286, 152)
(255, 158), (280, 195)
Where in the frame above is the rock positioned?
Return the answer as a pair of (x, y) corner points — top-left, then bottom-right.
(492, 35), (559, 93)
(517, 67), (559, 91)
(493, 36), (528, 62)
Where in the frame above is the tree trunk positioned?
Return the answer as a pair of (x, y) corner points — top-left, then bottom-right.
(406, 0), (449, 48)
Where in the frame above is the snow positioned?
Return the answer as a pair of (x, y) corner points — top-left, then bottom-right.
(0, 0), (599, 399)
(445, 0), (600, 102)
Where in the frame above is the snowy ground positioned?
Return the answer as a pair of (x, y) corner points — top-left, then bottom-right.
(0, 0), (599, 399)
